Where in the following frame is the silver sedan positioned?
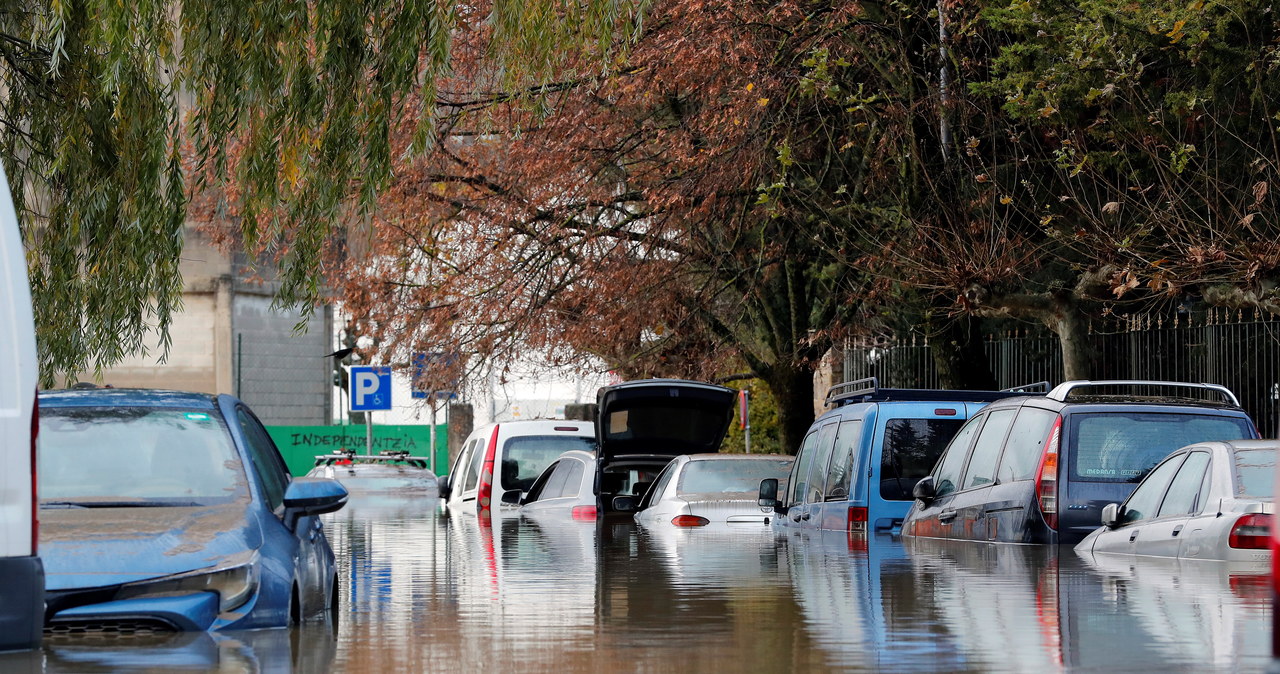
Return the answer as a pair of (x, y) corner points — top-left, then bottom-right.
(633, 454), (794, 528)
(1076, 439), (1275, 562)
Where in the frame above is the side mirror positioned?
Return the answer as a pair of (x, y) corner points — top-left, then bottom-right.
(501, 489), (522, 506)
(758, 478), (779, 509)
(283, 478), (348, 528)
(1101, 503), (1120, 528)
(912, 476), (936, 503)
(612, 496), (638, 513)
(437, 475), (452, 499)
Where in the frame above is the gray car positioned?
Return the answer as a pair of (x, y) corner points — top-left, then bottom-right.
(633, 454), (794, 527)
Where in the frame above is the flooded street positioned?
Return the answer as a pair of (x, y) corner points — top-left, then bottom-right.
(11, 492), (1274, 673)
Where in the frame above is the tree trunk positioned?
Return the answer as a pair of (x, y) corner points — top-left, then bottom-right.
(929, 313), (998, 390)
(761, 364), (817, 455)
(1046, 294), (1095, 381)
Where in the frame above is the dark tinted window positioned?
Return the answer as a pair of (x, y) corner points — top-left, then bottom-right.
(237, 408), (290, 512)
(962, 410), (1016, 491)
(1234, 448), (1275, 498)
(1069, 412), (1252, 483)
(604, 398), (728, 449)
(824, 420), (862, 501)
(997, 408), (1059, 482)
(501, 435), (596, 492)
(677, 458), (794, 495)
(1121, 455), (1184, 524)
(882, 418), (966, 500)
(1158, 452), (1210, 517)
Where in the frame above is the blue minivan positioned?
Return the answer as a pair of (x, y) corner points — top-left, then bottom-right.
(759, 378), (1041, 535)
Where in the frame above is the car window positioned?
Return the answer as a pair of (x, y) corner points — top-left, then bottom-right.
(931, 415), (983, 499)
(1120, 455), (1186, 525)
(824, 420), (862, 501)
(1157, 451), (1211, 517)
(523, 460), (558, 502)
(640, 461), (678, 509)
(802, 422), (839, 504)
(996, 407), (1058, 483)
(557, 460), (586, 499)
(961, 410), (1016, 491)
(1069, 412), (1252, 483)
(463, 436), (487, 493)
(39, 406), (250, 506)
(1233, 448), (1276, 498)
(881, 418), (966, 501)
(451, 439), (475, 484)
(236, 408), (291, 513)
(677, 459), (794, 495)
(787, 430), (820, 506)
(538, 460), (574, 500)
(500, 435), (596, 492)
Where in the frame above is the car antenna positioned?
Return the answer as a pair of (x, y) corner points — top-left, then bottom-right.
(1216, 498), (1223, 518)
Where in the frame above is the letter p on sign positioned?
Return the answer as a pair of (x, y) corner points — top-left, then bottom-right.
(349, 366), (392, 411)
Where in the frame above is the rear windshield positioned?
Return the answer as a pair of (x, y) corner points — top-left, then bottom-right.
(39, 406), (248, 505)
(881, 418), (966, 500)
(677, 459), (794, 495)
(501, 435), (597, 491)
(1233, 448), (1275, 498)
(1068, 412), (1253, 483)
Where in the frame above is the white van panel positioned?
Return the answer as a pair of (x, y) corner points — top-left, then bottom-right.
(0, 163), (36, 558)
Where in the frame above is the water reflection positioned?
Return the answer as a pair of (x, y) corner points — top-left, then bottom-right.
(14, 493), (1273, 672)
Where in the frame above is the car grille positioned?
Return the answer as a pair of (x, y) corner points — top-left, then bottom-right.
(44, 618), (178, 638)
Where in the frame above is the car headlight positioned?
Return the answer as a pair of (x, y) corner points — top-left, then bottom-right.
(119, 551), (261, 613)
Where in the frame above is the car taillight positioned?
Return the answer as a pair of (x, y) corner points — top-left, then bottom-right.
(477, 425), (501, 521)
(30, 391), (38, 555)
(571, 506), (598, 521)
(672, 515), (710, 527)
(1034, 417), (1062, 531)
(1230, 513), (1271, 549)
(848, 506), (868, 534)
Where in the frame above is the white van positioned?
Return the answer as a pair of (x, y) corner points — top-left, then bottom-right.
(0, 163), (42, 651)
(439, 420), (596, 518)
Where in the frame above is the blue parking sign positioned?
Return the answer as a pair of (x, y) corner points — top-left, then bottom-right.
(349, 366), (392, 411)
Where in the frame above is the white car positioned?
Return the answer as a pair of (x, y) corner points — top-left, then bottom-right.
(0, 161), (42, 652)
(632, 454), (794, 527)
(306, 451), (439, 495)
(512, 449), (600, 521)
(1077, 439), (1275, 562)
(440, 419), (596, 518)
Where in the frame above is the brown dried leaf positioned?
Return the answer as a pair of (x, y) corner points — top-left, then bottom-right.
(1253, 181), (1268, 205)
(1101, 201), (1121, 215)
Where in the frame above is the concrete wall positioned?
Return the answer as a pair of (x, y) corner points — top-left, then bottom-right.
(84, 290), (222, 393)
(233, 294), (331, 425)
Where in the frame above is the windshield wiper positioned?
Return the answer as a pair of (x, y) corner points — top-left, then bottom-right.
(41, 500), (202, 509)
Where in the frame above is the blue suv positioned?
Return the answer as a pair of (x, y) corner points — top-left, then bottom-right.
(38, 388), (348, 633)
(759, 378), (1040, 535)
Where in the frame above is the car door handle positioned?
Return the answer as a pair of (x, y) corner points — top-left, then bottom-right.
(801, 511), (812, 521)
(791, 511), (803, 522)
(1172, 525), (1184, 537)
(939, 509), (957, 523)
(1129, 530), (1139, 542)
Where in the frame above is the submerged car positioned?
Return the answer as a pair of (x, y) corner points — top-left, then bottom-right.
(307, 451), (439, 495)
(632, 454), (794, 527)
(38, 389), (349, 633)
(904, 380), (1257, 545)
(593, 379), (736, 514)
(1077, 440), (1274, 561)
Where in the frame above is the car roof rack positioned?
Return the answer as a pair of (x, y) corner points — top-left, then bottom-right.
(824, 377), (1048, 407)
(1045, 380), (1242, 407)
(313, 451), (429, 469)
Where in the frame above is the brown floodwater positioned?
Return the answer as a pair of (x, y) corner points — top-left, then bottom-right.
(11, 492), (1275, 672)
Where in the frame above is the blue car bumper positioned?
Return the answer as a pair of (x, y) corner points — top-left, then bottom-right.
(48, 592), (221, 633)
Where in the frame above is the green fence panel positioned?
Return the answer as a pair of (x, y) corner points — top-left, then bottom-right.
(266, 424), (449, 477)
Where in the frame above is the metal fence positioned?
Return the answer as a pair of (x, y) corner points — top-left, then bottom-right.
(842, 308), (1280, 438)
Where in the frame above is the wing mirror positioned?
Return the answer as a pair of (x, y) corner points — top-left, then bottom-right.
(758, 478), (787, 514)
(283, 478), (349, 528)
(912, 476), (936, 503)
(612, 496), (638, 513)
(1101, 503), (1120, 528)
(437, 474), (452, 499)
(500, 489), (522, 506)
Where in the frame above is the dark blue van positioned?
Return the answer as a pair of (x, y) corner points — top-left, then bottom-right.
(903, 380), (1259, 545)
(758, 378), (1043, 535)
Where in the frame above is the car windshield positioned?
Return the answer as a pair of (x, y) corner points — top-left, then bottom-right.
(39, 406), (248, 505)
(1069, 412), (1254, 483)
(501, 435), (597, 491)
(1233, 448), (1275, 498)
(677, 459), (794, 495)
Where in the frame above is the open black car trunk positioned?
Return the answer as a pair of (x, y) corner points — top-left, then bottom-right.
(594, 379), (736, 512)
